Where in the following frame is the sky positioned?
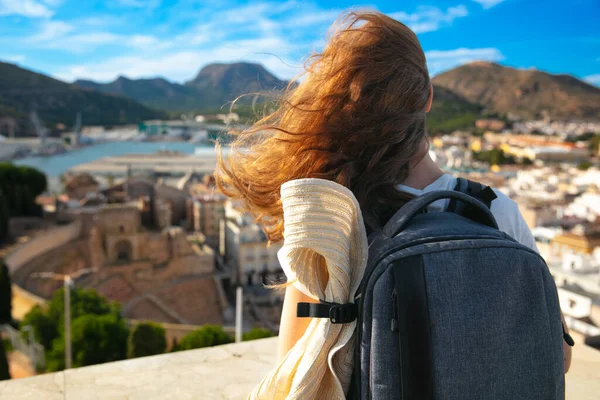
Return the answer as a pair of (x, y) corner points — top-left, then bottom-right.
(0, 0), (599, 86)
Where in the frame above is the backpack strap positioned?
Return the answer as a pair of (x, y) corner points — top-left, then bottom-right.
(384, 190), (498, 238)
(447, 178), (498, 221)
(297, 301), (358, 324)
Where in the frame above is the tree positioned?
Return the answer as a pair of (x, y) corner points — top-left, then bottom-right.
(0, 163), (47, 218)
(177, 325), (232, 351)
(20, 305), (56, 349)
(473, 149), (516, 166)
(21, 287), (127, 372)
(0, 260), (11, 324)
(47, 287), (115, 336)
(0, 337), (10, 381)
(0, 191), (8, 242)
(242, 328), (275, 341)
(577, 161), (593, 171)
(170, 337), (180, 352)
(520, 157), (534, 166)
(128, 322), (166, 358)
(47, 313), (128, 372)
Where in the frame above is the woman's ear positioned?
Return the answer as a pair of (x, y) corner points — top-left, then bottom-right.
(425, 84), (433, 113)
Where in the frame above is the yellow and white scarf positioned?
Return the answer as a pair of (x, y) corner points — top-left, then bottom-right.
(249, 178), (369, 400)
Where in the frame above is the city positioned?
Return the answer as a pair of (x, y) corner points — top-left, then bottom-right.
(1, 0), (600, 399)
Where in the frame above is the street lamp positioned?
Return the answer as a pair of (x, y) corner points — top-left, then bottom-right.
(21, 325), (36, 371)
(30, 268), (98, 369)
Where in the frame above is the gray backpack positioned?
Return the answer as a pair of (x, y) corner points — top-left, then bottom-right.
(297, 179), (568, 399)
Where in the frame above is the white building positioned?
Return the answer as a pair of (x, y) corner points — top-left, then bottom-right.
(222, 200), (282, 286)
(192, 193), (227, 247)
(565, 192), (600, 222)
(573, 168), (600, 188)
(548, 252), (600, 340)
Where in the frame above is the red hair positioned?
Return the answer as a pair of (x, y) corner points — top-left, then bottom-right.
(216, 11), (431, 242)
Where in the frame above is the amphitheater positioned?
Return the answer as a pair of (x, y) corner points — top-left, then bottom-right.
(5, 203), (229, 329)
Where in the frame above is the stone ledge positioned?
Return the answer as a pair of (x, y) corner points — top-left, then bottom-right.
(1, 334), (598, 399)
(0, 337), (277, 400)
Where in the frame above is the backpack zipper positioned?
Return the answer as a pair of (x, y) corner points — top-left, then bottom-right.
(391, 289), (398, 332)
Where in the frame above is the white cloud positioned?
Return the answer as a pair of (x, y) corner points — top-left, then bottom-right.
(41, 0), (63, 6)
(391, 5), (469, 34)
(54, 34), (302, 83)
(53, 32), (167, 52)
(27, 21), (166, 52)
(284, 9), (340, 28)
(29, 20), (74, 42)
(126, 35), (161, 48)
(426, 47), (505, 75)
(472, 0), (507, 9)
(74, 15), (125, 27)
(37, 2), (363, 83)
(3, 55), (26, 63)
(0, 0), (53, 18)
(117, 0), (161, 9)
(583, 74), (600, 86)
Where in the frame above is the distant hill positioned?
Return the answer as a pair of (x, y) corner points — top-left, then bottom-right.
(75, 76), (201, 112)
(184, 62), (288, 107)
(72, 61), (479, 131)
(0, 61), (165, 137)
(432, 62), (600, 120)
(428, 84), (483, 133)
(74, 62), (289, 113)
(67, 60), (600, 134)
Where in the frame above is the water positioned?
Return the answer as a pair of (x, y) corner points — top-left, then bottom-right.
(14, 141), (211, 178)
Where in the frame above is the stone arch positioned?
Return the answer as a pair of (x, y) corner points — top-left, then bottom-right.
(114, 240), (133, 263)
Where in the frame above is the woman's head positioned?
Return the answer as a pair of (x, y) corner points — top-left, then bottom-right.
(216, 11), (431, 242)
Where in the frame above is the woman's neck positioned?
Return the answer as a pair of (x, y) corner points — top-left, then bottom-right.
(401, 151), (444, 190)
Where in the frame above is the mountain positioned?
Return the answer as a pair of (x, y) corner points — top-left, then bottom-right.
(427, 84), (483, 133)
(75, 76), (201, 112)
(74, 62), (290, 113)
(432, 62), (600, 120)
(184, 62), (288, 107)
(0, 61), (166, 137)
(73, 61), (478, 131)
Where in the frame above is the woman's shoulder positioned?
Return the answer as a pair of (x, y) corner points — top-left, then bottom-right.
(487, 187), (539, 252)
(489, 187), (519, 214)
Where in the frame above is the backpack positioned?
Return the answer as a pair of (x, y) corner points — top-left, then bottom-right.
(297, 178), (568, 399)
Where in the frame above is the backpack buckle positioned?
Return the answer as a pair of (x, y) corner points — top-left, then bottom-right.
(329, 303), (358, 324)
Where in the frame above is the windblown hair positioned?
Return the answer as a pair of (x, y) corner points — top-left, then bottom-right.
(215, 11), (431, 242)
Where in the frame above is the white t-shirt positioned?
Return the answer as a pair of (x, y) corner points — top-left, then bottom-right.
(397, 174), (539, 252)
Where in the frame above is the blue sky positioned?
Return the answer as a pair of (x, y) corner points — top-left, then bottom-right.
(0, 0), (599, 86)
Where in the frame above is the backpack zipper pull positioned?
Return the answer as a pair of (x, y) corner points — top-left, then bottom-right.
(562, 323), (575, 347)
(391, 289), (398, 332)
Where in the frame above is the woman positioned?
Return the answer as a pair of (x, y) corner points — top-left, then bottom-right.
(216, 10), (571, 398)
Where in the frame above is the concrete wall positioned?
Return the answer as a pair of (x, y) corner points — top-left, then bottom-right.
(5, 221), (82, 274)
(8, 217), (48, 238)
(98, 205), (140, 235)
(155, 184), (188, 226)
